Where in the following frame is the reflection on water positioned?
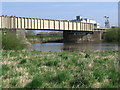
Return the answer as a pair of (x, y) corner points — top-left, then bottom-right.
(32, 42), (118, 51)
(33, 43), (63, 51)
(63, 42), (118, 51)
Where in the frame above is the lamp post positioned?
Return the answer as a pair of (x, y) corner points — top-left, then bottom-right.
(104, 16), (110, 28)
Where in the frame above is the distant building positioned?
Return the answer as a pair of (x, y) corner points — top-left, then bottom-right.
(70, 16), (101, 29)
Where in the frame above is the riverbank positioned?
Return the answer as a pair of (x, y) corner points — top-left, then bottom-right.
(26, 34), (63, 43)
(27, 38), (63, 43)
(2, 50), (120, 88)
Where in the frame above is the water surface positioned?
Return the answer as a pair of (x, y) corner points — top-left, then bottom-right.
(32, 42), (119, 51)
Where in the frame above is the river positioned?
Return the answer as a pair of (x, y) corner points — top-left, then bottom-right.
(32, 42), (119, 51)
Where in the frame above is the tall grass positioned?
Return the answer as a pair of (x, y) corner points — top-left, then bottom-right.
(2, 30), (26, 50)
(105, 27), (120, 42)
(2, 50), (120, 88)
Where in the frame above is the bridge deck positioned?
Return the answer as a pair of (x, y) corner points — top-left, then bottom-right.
(0, 15), (95, 31)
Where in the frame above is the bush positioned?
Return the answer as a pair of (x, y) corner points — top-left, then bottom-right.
(105, 27), (120, 42)
(2, 30), (26, 50)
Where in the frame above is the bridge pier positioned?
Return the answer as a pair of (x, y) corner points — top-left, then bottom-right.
(15, 29), (33, 50)
(2, 29), (33, 50)
(1, 29), (26, 40)
(15, 29), (27, 40)
(63, 31), (102, 42)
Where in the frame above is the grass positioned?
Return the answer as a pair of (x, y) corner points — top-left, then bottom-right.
(1, 50), (120, 88)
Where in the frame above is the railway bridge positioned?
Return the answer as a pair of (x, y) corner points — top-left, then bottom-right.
(0, 15), (106, 42)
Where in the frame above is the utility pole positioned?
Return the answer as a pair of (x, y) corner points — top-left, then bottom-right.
(104, 16), (110, 28)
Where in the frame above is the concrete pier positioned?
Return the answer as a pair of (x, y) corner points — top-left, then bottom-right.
(63, 31), (102, 42)
(1, 29), (33, 50)
(15, 29), (33, 50)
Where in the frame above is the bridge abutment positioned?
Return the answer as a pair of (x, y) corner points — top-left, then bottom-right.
(15, 29), (33, 50)
(15, 29), (26, 39)
(2, 29), (33, 50)
(63, 31), (102, 42)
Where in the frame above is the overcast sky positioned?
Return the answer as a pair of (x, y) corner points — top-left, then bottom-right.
(2, 2), (118, 27)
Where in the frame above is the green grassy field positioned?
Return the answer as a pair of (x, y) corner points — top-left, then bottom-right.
(1, 50), (120, 88)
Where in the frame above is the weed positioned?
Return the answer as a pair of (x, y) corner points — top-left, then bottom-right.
(58, 53), (69, 60)
(50, 71), (69, 83)
(85, 53), (90, 58)
(25, 75), (43, 88)
(10, 79), (18, 87)
(107, 69), (120, 87)
(45, 60), (58, 66)
(28, 66), (38, 75)
(9, 72), (22, 78)
(2, 65), (10, 75)
(62, 56), (68, 60)
(19, 58), (27, 64)
(69, 75), (88, 87)
(43, 72), (54, 81)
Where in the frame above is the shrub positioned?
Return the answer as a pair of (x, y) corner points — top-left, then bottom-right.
(2, 30), (26, 50)
(105, 27), (120, 42)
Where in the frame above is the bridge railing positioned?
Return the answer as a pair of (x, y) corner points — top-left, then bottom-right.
(0, 15), (94, 31)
